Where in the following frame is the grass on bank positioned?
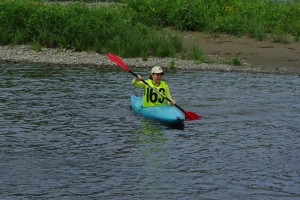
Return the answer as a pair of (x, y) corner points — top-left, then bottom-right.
(122, 0), (300, 43)
(0, 0), (182, 60)
(1, 0), (299, 67)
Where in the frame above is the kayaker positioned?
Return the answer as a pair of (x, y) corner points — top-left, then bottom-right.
(132, 66), (176, 107)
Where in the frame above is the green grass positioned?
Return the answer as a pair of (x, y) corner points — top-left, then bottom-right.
(187, 45), (206, 63)
(0, 0), (182, 58)
(224, 56), (241, 66)
(1, 0), (300, 62)
(169, 59), (175, 69)
(122, 0), (300, 42)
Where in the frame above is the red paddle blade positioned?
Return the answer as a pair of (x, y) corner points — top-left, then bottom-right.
(184, 110), (201, 120)
(107, 53), (130, 72)
(108, 52), (201, 120)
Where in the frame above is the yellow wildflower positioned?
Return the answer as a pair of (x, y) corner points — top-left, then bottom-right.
(224, 3), (234, 12)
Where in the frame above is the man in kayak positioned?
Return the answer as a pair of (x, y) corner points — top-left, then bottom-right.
(132, 66), (176, 107)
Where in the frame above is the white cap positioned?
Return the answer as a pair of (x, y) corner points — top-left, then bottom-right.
(151, 66), (164, 74)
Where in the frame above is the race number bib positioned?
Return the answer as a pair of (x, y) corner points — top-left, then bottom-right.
(146, 87), (165, 103)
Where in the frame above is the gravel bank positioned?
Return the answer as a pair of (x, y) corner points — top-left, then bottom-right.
(0, 45), (296, 75)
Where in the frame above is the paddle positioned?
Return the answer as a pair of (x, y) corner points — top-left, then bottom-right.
(107, 53), (200, 120)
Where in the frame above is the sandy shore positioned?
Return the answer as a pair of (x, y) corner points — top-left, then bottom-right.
(182, 31), (300, 74)
(1, 32), (299, 75)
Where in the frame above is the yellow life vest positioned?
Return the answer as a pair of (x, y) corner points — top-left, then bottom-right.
(142, 79), (168, 107)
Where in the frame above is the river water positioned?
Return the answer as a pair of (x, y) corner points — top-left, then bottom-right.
(0, 63), (299, 199)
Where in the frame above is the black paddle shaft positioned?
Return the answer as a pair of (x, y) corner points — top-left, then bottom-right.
(129, 70), (185, 113)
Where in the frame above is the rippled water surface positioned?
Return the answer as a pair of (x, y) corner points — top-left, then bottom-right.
(1, 64), (299, 199)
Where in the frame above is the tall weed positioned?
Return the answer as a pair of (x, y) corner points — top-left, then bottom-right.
(187, 45), (205, 63)
(107, 24), (182, 58)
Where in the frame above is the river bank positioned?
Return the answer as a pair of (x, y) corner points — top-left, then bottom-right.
(1, 31), (299, 75)
(182, 31), (299, 75)
(2, 0), (300, 75)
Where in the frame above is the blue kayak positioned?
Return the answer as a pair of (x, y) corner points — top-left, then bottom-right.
(130, 95), (185, 126)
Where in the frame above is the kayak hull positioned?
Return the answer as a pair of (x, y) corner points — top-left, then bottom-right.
(130, 95), (185, 126)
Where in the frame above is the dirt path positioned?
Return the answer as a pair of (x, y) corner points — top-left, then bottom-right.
(182, 31), (300, 74)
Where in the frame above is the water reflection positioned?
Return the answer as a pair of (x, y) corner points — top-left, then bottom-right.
(137, 120), (168, 143)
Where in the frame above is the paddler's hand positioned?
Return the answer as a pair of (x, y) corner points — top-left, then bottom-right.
(170, 99), (176, 105)
(135, 75), (142, 81)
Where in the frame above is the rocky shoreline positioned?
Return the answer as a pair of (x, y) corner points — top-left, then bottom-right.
(0, 45), (297, 75)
